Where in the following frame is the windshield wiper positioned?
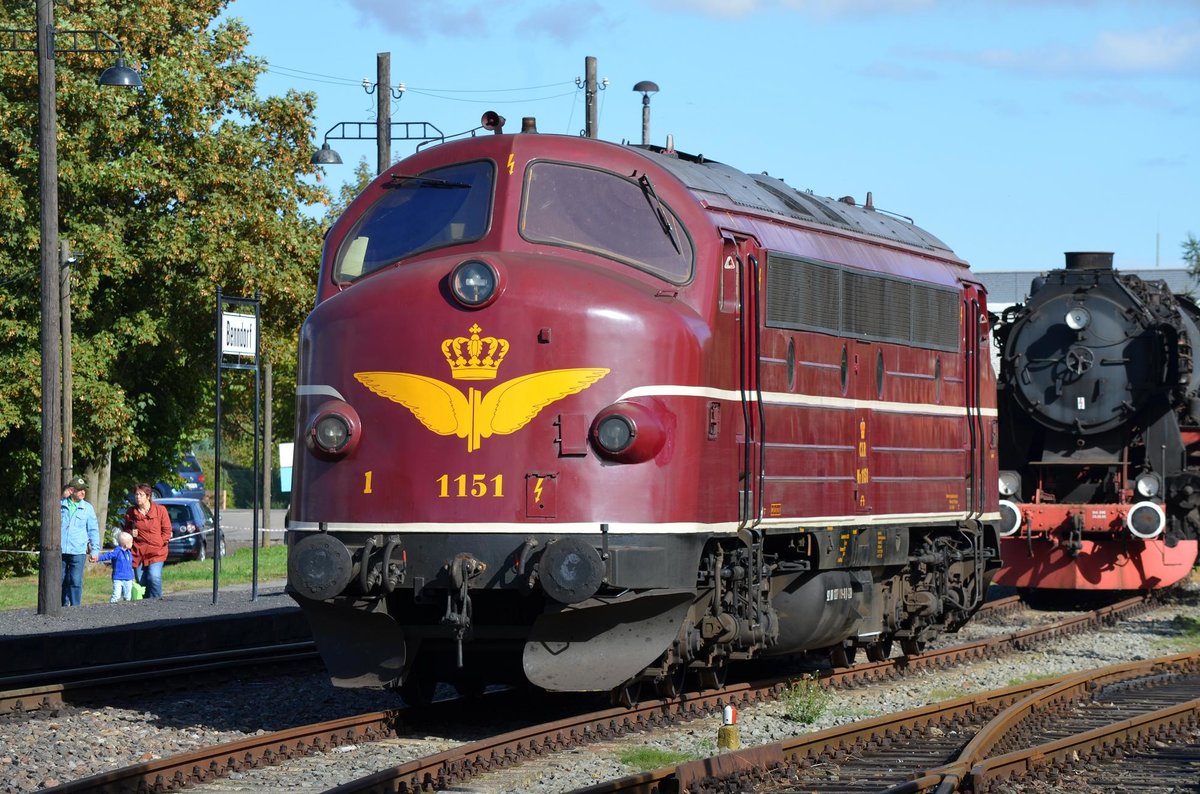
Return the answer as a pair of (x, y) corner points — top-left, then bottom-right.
(638, 174), (681, 254)
(385, 173), (470, 189)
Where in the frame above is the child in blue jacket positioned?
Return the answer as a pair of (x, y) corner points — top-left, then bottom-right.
(97, 531), (136, 602)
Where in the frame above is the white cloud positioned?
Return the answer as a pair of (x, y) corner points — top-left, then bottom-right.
(861, 61), (938, 81)
(654, 0), (934, 17)
(950, 24), (1200, 78)
(654, 0), (763, 17)
(344, 0), (612, 43)
(1092, 26), (1200, 74)
(778, 0), (936, 14)
(1064, 84), (1181, 111)
(343, 0), (488, 39)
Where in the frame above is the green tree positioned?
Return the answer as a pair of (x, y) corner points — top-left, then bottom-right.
(0, 0), (329, 574)
(1185, 233), (1200, 278)
(325, 157), (375, 223)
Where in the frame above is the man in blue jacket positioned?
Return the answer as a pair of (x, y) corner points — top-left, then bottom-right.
(61, 476), (100, 606)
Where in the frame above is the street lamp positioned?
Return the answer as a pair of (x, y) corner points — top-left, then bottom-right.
(633, 80), (659, 147)
(310, 121), (444, 174)
(1, 1), (141, 616)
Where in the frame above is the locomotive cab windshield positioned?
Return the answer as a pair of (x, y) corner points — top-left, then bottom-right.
(520, 161), (694, 283)
(334, 159), (495, 282)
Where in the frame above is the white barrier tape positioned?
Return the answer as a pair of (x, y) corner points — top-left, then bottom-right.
(2, 527), (291, 554)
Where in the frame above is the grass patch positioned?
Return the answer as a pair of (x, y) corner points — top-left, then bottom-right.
(0, 545), (288, 611)
(615, 746), (698, 771)
(781, 675), (831, 724)
(1150, 614), (1200, 653)
(927, 688), (965, 702)
(1007, 672), (1056, 687)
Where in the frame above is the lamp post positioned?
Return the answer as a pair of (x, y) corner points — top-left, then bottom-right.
(310, 121), (443, 174)
(311, 52), (433, 176)
(633, 81), (659, 147)
(2, 1), (141, 616)
(61, 239), (74, 485)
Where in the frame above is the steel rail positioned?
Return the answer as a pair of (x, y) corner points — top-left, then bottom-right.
(568, 594), (1154, 794)
(33, 592), (1139, 792)
(912, 650), (1200, 793)
(0, 641), (318, 714)
(967, 695), (1200, 791)
(326, 596), (1147, 793)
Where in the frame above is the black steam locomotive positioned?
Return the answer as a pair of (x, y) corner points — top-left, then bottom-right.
(992, 251), (1200, 590)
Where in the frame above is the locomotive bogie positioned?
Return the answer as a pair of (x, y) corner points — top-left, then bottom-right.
(287, 126), (1001, 698)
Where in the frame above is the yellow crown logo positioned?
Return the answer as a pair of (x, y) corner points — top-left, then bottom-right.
(442, 324), (509, 380)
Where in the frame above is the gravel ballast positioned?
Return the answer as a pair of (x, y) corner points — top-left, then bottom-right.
(3, 586), (1199, 793)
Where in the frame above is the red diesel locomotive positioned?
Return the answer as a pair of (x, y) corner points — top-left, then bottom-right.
(287, 117), (1002, 703)
(993, 252), (1200, 591)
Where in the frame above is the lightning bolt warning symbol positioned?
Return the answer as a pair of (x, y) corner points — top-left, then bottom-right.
(507, 153), (515, 175)
(533, 477), (544, 503)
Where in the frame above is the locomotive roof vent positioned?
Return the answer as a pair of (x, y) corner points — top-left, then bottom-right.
(1064, 251), (1114, 271)
(522, 116), (538, 134)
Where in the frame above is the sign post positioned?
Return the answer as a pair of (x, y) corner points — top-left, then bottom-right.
(214, 288), (262, 603)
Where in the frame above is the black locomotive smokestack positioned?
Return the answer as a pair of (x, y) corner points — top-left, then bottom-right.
(521, 117), (538, 134)
(1064, 252), (1114, 271)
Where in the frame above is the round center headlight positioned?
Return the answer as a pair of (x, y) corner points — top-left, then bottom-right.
(450, 260), (499, 307)
(1135, 472), (1161, 498)
(595, 415), (634, 454)
(1065, 306), (1091, 331)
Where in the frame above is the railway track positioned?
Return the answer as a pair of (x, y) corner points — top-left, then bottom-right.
(0, 641), (320, 715)
(36, 593), (1154, 793)
(609, 652), (1200, 793)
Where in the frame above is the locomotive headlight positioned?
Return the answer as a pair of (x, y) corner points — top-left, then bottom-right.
(591, 400), (668, 463)
(999, 470), (1021, 497)
(1065, 306), (1091, 331)
(449, 259), (501, 308)
(1135, 472), (1162, 498)
(315, 416), (350, 451)
(595, 415), (634, 453)
(306, 400), (363, 459)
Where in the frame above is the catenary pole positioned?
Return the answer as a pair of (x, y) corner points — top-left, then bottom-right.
(584, 55), (597, 139)
(376, 52), (390, 174)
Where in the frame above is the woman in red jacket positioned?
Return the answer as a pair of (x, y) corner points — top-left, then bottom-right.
(124, 483), (173, 599)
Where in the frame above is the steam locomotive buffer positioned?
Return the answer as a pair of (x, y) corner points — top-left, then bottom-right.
(994, 251), (1200, 591)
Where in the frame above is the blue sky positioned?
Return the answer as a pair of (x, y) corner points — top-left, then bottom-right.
(226, 0), (1197, 272)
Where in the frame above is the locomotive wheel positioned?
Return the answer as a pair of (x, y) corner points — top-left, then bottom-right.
(399, 673), (439, 706)
(829, 645), (856, 668)
(697, 658), (728, 690)
(654, 664), (688, 699)
(614, 679), (644, 708)
(866, 639), (893, 662)
(900, 638), (926, 657)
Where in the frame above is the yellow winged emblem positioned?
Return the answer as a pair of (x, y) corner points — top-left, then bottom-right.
(355, 368), (610, 452)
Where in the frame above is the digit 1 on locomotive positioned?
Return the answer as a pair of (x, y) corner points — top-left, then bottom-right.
(992, 251), (1200, 592)
(287, 113), (1003, 704)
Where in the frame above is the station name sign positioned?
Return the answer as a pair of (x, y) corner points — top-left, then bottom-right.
(221, 311), (257, 357)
